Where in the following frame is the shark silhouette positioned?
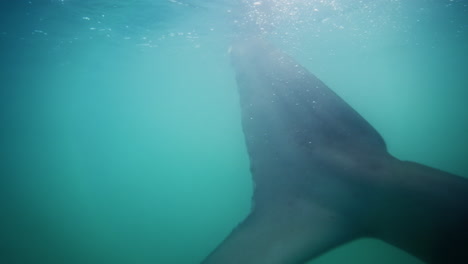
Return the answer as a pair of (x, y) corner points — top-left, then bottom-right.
(202, 37), (468, 264)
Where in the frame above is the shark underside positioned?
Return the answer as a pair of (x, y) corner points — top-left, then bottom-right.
(201, 38), (468, 264)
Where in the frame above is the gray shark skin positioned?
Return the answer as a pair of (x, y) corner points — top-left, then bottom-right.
(202, 37), (468, 264)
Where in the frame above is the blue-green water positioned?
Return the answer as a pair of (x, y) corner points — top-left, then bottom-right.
(0, 0), (466, 263)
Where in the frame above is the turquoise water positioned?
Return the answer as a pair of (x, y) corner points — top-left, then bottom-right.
(0, 0), (466, 263)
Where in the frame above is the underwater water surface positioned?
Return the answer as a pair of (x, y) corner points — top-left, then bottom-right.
(0, 0), (467, 263)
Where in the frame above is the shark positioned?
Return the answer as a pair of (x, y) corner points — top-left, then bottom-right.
(201, 37), (468, 264)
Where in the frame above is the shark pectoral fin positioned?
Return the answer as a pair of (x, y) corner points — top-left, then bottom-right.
(202, 204), (357, 264)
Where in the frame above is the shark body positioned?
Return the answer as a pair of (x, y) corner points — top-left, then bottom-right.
(202, 38), (468, 264)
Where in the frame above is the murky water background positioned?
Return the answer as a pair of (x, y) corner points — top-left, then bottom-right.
(1, 0), (466, 263)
